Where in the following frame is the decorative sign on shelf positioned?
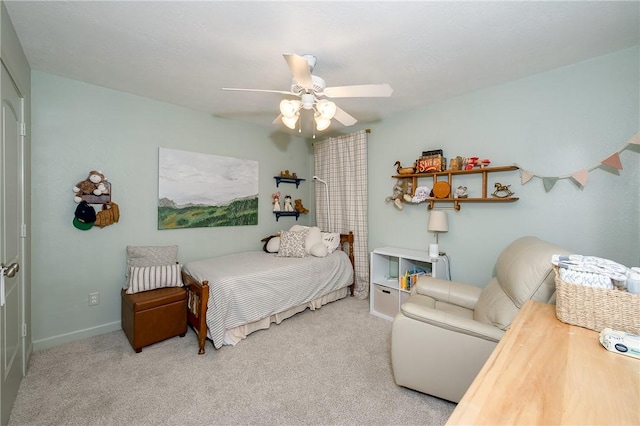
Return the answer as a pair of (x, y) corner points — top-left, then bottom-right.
(517, 133), (639, 192)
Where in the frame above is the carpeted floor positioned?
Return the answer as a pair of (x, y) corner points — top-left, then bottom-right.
(9, 297), (455, 425)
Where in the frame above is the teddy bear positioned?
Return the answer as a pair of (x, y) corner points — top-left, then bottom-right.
(385, 179), (412, 210)
(283, 195), (294, 212)
(73, 170), (109, 203)
(294, 199), (309, 214)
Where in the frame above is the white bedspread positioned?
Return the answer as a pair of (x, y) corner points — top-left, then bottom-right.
(183, 250), (353, 348)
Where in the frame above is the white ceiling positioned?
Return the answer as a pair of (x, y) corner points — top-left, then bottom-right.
(5, 1), (640, 138)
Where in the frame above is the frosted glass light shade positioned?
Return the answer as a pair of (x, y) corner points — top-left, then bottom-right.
(316, 99), (337, 119)
(280, 99), (301, 117)
(282, 115), (299, 129)
(315, 116), (331, 131)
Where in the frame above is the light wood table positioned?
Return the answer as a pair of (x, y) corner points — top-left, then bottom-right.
(447, 300), (640, 425)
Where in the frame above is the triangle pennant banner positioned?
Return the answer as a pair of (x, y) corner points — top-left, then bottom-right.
(628, 133), (640, 145)
(601, 152), (623, 170)
(571, 170), (589, 188)
(520, 170), (534, 184)
(543, 177), (558, 192)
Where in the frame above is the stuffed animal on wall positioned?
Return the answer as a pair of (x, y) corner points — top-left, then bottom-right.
(73, 170), (109, 203)
(283, 195), (294, 212)
(294, 199), (309, 214)
(385, 179), (412, 210)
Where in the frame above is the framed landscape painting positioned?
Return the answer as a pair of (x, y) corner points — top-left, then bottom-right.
(158, 147), (258, 229)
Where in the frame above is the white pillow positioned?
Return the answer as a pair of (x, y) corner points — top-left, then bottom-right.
(266, 236), (280, 253)
(322, 232), (341, 253)
(289, 225), (309, 233)
(310, 242), (328, 257)
(305, 226), (323, 254)
(277, 229), (309, 258)
(126, 264), (183, 294)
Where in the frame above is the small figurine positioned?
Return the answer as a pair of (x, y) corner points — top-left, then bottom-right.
(394, 161), (416, 174)
(464, 157), (479, 170)
(283, 195), (294, 212)
(272, 192), (281, 212)
(454, 186), (468, 198)
(492, 182), (514, 198)
(479, 159), (491, 168)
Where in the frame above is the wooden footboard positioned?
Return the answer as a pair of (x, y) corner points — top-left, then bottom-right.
(340, 231), (356, 296)
(181, 271), (209, 355)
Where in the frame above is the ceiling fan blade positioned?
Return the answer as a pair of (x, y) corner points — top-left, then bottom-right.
(222, 87), (293, 95)
(283, 53), (313, 89)
(333, 106), (357, 127)
(323, 83), (393, 98)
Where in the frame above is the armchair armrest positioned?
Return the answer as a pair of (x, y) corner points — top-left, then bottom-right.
(414, 276), (482, 310)
(401, 301), (504, 342)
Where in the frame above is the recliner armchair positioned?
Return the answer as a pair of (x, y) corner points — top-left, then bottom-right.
(391, 236), (570, 403)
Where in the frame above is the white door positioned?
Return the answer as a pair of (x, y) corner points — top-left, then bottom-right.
(0, 62), (24, 426)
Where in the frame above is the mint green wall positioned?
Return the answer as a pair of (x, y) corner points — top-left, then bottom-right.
(32, 47), (639, 349)
(368, 47), (639, 285)
(31, 72), (313, 350)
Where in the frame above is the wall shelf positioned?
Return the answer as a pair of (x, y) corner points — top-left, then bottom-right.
(274, 211), (299, 221)
(392, 165), (519, 210)
(274, 176), (305, 188)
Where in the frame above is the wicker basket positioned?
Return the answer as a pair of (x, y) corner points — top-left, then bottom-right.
(554, 265), (640, 334)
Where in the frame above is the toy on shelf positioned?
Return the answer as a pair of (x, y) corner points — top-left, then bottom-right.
(454, 186), (468, 198)
(294, 199), (309, 214)
(272, 192), (281, 212)
(492, 182), (514, 198)
(479, 158), (491, 168)
(394, 161), (416, 175)
(412, 186), (431, 203)
(463, 157), (479, 170)
(283, 195), (294, 212)
(279, 170), (297, 179)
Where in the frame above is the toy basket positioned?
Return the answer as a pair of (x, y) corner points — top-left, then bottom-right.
(554, 265), (640, 334)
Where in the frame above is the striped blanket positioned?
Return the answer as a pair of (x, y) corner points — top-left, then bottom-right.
(183, 250), (353, 348)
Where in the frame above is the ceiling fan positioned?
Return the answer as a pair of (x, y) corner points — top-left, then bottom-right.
(222, 53), (393, 133)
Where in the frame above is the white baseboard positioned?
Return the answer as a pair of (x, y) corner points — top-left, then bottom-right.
(32, 321), (121, 352)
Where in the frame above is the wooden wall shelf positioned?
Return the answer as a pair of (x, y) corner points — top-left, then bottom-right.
(392, 165), (519, 210)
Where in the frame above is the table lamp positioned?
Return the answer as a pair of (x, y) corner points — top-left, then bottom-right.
(428, 210), (448, 257)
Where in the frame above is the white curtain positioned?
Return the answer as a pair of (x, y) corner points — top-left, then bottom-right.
(313, 129), (369, 298)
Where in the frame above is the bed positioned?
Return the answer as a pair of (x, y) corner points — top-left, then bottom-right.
(181, 231), (355, 354)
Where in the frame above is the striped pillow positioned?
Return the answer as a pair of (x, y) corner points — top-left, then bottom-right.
(126, 264), (183, 294)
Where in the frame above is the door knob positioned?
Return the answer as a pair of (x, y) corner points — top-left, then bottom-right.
(1, 263), (19, 278)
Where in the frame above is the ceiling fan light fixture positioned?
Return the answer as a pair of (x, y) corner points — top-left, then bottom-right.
(316, 99), (337, 119)
(280, 99), (301, 117)
(282, 114), (299, 129)
(314, 115), (331, 131)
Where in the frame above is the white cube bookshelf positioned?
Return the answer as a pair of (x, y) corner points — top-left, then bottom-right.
(370, 247), (447, 321)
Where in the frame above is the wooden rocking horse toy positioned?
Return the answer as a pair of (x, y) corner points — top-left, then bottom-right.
(492, 182), (514, 198)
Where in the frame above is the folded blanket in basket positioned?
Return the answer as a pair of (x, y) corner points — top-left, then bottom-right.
(552, 254), (629, 289)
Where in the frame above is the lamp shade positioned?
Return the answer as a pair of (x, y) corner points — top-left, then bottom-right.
(428, 210), (448, 233)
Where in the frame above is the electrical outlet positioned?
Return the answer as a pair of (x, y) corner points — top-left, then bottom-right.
(89, 292), (100, 306)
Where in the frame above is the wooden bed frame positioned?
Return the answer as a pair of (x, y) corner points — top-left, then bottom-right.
(181, 231), (355, 355)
